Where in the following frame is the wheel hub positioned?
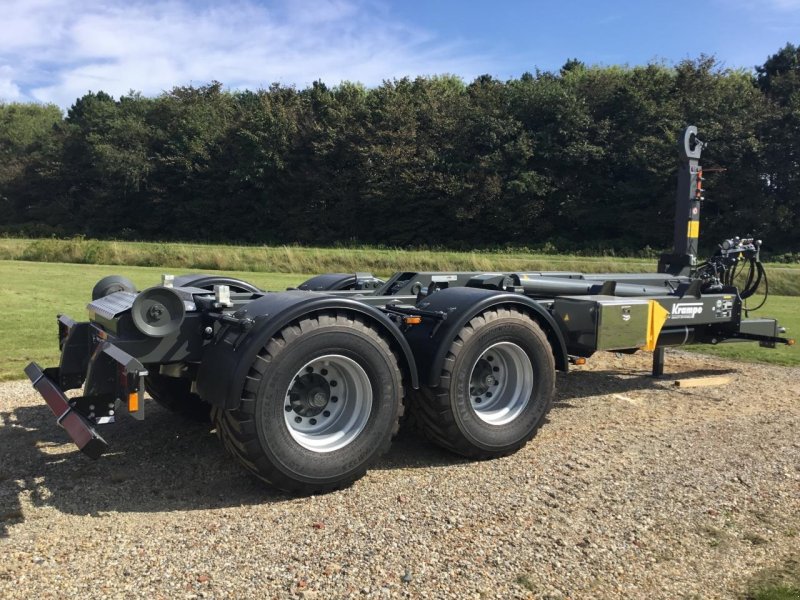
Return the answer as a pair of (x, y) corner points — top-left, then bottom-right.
(288, 373), (330, 417)
(470, 359), (495, 397)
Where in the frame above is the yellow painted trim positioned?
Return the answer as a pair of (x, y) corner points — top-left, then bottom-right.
(687, 221), (700, 239)
(646, 300), (670, 352)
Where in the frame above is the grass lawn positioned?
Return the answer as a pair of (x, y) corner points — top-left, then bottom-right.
(0, 259), (796, 382)
(685, 294), (799, 367)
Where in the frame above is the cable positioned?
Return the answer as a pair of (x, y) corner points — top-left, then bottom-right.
(744, 261), (769, 314)
(695, 237), (769, 311)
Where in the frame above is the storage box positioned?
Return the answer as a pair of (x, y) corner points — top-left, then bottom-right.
(552, 295), (651, 352)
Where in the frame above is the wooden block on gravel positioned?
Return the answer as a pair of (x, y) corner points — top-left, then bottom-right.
(674, 376), (732, 388)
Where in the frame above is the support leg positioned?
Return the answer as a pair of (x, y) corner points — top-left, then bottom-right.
(652, 347), (665, 378)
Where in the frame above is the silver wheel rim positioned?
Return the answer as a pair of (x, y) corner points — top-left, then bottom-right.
(469, 342), (534, 425)
(283, 354), (372, 452)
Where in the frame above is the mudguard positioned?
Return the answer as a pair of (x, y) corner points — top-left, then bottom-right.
(173, 273), (262, 293)
(404, 287), (569, 387)
(196, 290), (419, 409)
(296, 272), (384, 291)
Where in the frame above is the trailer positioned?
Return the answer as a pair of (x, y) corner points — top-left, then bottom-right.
(24, 126), (794, 494)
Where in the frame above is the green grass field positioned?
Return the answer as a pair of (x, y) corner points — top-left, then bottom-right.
(0, 259), (796, 381)
(1, 237), (799, 295)
(683, 294), (799, 366)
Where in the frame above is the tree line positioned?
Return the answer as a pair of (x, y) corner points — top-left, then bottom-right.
(1, 44), (798, 256)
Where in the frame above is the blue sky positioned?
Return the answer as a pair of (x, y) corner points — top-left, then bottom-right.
(1, 0), (798, 108)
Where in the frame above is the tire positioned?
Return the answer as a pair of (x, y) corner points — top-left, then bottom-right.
(213, 312), (404, 494)
(92, 275), (136, 300)
(411, 307), (555, 458)
(145, 373), (212, 422)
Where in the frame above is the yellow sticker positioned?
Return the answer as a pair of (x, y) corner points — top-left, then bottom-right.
(646, 301), (670, 351)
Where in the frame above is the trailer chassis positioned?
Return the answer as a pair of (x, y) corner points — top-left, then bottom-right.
(24, 127), (794, 493)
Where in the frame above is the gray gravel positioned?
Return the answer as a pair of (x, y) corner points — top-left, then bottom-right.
(1, 349), (798, 599)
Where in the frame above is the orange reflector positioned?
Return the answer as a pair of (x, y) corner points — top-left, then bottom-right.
(789, 339), (796, 346)
(574, 357), (586, 365)
(128, 391), (139, 412)
(404, 316), (422, 325)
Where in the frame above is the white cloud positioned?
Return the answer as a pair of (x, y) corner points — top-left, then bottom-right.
(0, 65), (22, 101)
(0, 0), (495, 108)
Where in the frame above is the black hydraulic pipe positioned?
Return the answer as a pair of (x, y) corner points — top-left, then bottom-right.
(580, 273), (690, 287)
(518, 277), (670, 297)
(656, 327), (696, 347)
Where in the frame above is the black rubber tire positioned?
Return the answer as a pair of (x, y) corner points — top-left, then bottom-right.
(145, 373), (212, 422)
(91, 275), (136, 300)
(212, 312), (404, 494)
(411, 307), (555, 458)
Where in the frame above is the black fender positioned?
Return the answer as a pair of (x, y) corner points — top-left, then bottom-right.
(196, 290), (419, 409)
(173, 273), (262, 294)
(296, 272), (384, 291)
(404, 287), (569, 388)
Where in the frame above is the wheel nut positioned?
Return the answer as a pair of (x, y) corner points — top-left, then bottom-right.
(323, 410), (331, 417)
(309, 418), (317, 425)
(330, 380), (337, 387)
(285, 405), (292, 412)
(331, 396), (338, 403)
(294, 416), (302, 423)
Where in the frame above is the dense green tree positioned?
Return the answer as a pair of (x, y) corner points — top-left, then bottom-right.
(0, 46), (797, 256)
(0, 102), (63, 232)
(756, 43), (800, 252)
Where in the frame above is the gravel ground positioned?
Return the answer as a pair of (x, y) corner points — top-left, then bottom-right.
(1, 349), (798, 599)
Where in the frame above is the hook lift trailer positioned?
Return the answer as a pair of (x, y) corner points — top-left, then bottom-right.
(24, 126), (794, 494)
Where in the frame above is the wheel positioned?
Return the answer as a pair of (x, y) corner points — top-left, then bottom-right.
(213, 312), (404, 494)
(145, 373), (211, 422)
(411, 307), (555, 458)
(92, 275), (136, 300)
